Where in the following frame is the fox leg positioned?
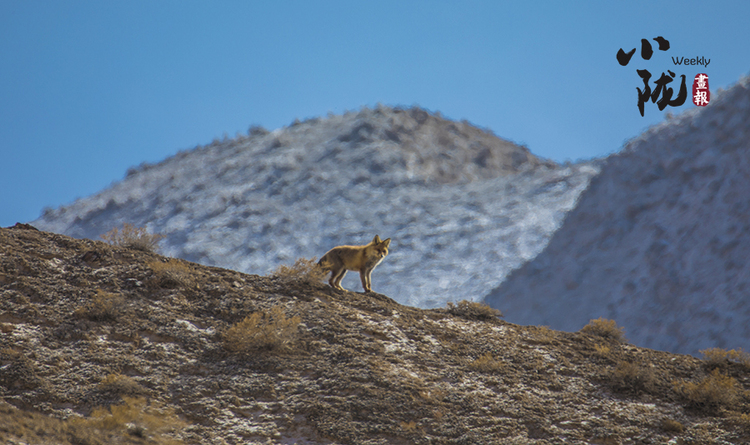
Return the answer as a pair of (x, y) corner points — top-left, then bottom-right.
(331, 269), (347, 290)
(360, 270), (372, 293)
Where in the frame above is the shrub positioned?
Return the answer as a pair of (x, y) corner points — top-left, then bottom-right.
(674, 368), (742, 412)
(223, 305), (302, 353)
(97, 373), (148, 398)
(148, 259), (193, 289)
(581, 318), (626, 343)
(447, 300), (503, 321)
(468, 353), (505, 373)
(608, 361), (656, 395)
(700, 347), (750, 368)
(660, 418), (684, 433)
(101, 223), (165, 253)
(727, 412), (750, 428)
(530, 326), (557, 344)
(593, 343), (612, 357)
(75, 289), (125, 322)
(74, 396), (186, 444)
(271, 257), (327, 287)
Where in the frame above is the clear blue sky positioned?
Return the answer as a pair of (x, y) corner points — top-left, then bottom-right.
(2, 1), (748, 227)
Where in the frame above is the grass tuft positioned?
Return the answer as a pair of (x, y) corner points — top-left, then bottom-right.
(700, 347), (750, 369)
(73, 396), (186, 444)
(581, 318), (626, 343)
(271, 257), (327, 286)
(97, 373), (148, 398)
(101, 223), (165, 253)
(75, 289), (125, 322)
(608, 361), (656, 395)
(147, 259), (193, 289)
(222, 305), (302, 353)
(468, 352), (505, 373)
(674, 368), (743, 413)
(447, 300), (503, 321)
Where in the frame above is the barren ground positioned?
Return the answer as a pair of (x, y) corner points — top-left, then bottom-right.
(2, 224), (749, 444)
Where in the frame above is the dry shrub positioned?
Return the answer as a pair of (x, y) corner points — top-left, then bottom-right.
(75, 289), (125, 322)
(700, 347), (750, 368)
(468, 352), (505, 373)
(271, 257), (327, 286)
(727, 412), (750, 429)
(97, 373), (148, 398)
(530, 326), (557, 344)
(608, 361), (656, 395)
(74, 396), (186, 444)
(581, 318), (626, 343)
(660, 418), (684, 433)
(399, 420), (419, 431)
(101, 223), (165, 253)
(593, 343), (612, 357)
(0, 349), (45, 391)
(223, 305), (302, 353)
(447, 300), (503, 321)
(148, 259), (192, 289)
(674, 368), (743, 412)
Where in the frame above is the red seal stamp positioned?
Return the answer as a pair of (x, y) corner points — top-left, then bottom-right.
(692, 73), (710, 106)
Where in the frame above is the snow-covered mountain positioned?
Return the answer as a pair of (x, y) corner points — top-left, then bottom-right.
(485, 76), (750, 356)
(32, 105), (599, 308)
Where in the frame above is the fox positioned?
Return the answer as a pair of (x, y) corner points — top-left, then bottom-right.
(318, 235), (391, 293)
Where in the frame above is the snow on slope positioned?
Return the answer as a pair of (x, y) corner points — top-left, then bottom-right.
(32, 105), (599, 308)
(485, 76), (750, 355)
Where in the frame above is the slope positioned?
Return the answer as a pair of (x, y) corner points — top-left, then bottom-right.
(485, 76), (750, 356)
(3, 224), (750, 444)
(31, 105), (599, 308)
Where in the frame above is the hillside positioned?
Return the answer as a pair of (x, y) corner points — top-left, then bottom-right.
(485, 76), (750, 356)
(3, 225), (750, 444)
(32, 105), (599, 308)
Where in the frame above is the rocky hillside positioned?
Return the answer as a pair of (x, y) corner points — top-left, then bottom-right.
(3, 225), (750, 444)
(31, 105), (599, 308)
(485, 76), (750, 356)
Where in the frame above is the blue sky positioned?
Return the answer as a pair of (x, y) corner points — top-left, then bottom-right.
(1, 1), (749, 228)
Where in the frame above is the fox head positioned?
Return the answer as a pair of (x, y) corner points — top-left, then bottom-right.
(371, 235), (391, 257)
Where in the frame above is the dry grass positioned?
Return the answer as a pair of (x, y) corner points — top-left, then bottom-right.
(608, 361), (657, 395)
(75, 289), (125, 322)
(530, 326), (557, 344)
(1, 396), (187, 445)
(222, 305), (302, 353)
(581, 318), (626, 343)
(660, 418), (684, 433)
(74, 396), (186, 444)
(447, 300), (503, 321)
(147, 259), (193, 289)
(700, 347), (750, 368)
(593, 343), (612, 357)
(97, 373), (148, 398)
(271, 257), (327, 286)
(674, 368), (743, 412)
(727, 412), (750, 429)
(468, 352), (505, 373)
(101, 223), (165, 253)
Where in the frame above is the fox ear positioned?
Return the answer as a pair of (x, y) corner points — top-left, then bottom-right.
(373, 235), (382, 244)
(382, 238), (391, 248)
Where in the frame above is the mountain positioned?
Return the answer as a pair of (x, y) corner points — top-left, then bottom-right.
(484, 76), (750, 356)
(3, 225), (750, 444)
(31, 105), (599, 308)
